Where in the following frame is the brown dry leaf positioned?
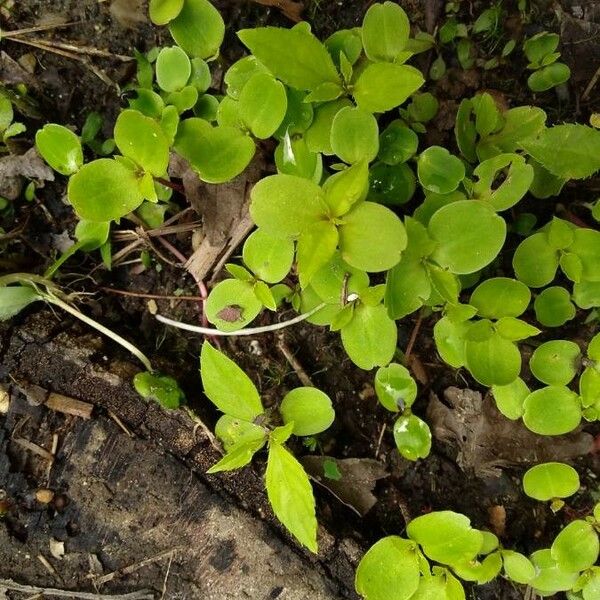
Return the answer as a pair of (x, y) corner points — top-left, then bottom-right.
(0, 147), (54, 200)
(251, 0), (304, 22)
(301, 456), (388, 516)
(170, 154), (264, 282)
(427, 387), (593, 478)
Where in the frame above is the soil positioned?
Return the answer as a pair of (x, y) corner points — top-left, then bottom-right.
(2, 1), (600, 599)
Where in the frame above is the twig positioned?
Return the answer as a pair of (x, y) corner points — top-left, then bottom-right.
(374, 423), (387, 459)
(46, 393), (93, 419)
(404, 311), (423, 361)
(101, 287), (202, 302)
(0, 578), (153, 600)
(1, 22), (80, 38)
(583, 64), (600, 101)
(93, 547), (182, 587)
(108, 410), (134, 438)
(276, 333), (313, 387)
(184, 407), (222, 453)
(160, 554), (173, 600)
(156, 303), (327, 337)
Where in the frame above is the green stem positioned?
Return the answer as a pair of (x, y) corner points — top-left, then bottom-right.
(155, 303), (327, 337)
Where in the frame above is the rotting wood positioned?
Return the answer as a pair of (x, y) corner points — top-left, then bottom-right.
(46, 393), (93, 419)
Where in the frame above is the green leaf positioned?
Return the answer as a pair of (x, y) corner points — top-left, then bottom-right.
(552, 520), (599, 572)
(238, 27), (341, 92)
(361, 1), (410, 62)
(311, 252), (370, 304)
(393, 414), (432, 461)
(433, 316), (469, 368)
(270, 422), (295, 445)
(534, 286), (576, 327)
(513, 232), (559, 288)
(473, 93), (500, 137)
(524, 32), (559, 65)
(156, 46), (191, 92)
(168, 0), (225, 58)
(275, 88), (314, 138)
(341, 303), (397, 370)
(472, 154), (534, 211)
(491, 377), (530, 420)
(378, 121), (419, 165)
(207, 438), (266, 473)
(35, 124), (83, 176)
(353, 63), (424, 114)
(529, 549), (579, 595)
(297, 221), (338, 287)
(523, 462), (580, 501)
(452, 552), (502, 584)
(274, 135), (322, 181)
(501, 551), (535, 584)
(331, 107), (379, 164)
(368, 162), (416, 206)
(465, 333), (521, 386)
(522, 386), (582, 435)
(133, 371), (185, 409)
(384, 257), (430, 320)
(174, 118), (255, 183)
(455, 99), (477, 163)
(149, 0), (184, 24)
(528, 63), (571, 92)
(253, 280), (276, 310)
(224, 56), (270, 100)
(339, 202), (407, 272)
(205, 278), (263, 331)
(520, 124), (600, 180)
(305, 99), (352, 155)
(239, 73), (287, 139)
(249, 174), (327, 238)
(407, 511), (484, 566)
(214, 414), (266, 451)
(323, 160), (369, 217)
(114, 109), (169, 176)
(375, 363), (417, 412)
(242, 228), (294, 283)
(580, 366), (600, 408)
(280, 387), (335, 436)
(417, 147), (465, 194)
(325, 28), (363, 67)
(570, 228), (600, 281)
(470, 277), (530, 319)
(408, 92), (439, 123)
(0, 286), (41, 321)
(530, 340), (581, 386)
(494, 317), (540, 341)
(68, 158), (143, 222)
(266, 442), (317, 552)
(574, 280), (600, 309)
(355, 537), (420, 600)
(428, 200), (506, 274)
(200, 341), (264, 420)
(0, 94), (13, 132)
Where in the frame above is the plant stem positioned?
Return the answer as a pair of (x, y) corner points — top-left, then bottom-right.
(43, 292), (153, 372)
(155, 304), (327, 337)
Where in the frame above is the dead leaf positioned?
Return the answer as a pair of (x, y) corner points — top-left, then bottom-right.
(49, 538), (65, 560)
(251, 0), (304, 22)
(0, 147), (54, 200)
(427, 387), (593, 478)
(301, 456), (388, 516)
(0, 386), (8, 414)
(488, 504), (506, 537)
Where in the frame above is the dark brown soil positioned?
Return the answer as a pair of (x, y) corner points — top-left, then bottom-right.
(2, 1), (600, 599)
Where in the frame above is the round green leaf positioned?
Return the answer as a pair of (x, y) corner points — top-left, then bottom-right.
(375, 363), (417, 412)
(214, 414), (266, 452)
(67, 159), (143, 222)
(341, 303), (397, 370)
(174, 118), (255, 183)
(417, 147), (465, 195)
(35, 124), (83, 176)
(149, 0), (184, 24)
(530, 340), (581, 386)
(501, 551), (535, 584)
(570, 228), (600, 282)
(513, 232), (559, 288)
(156, 46), (191, 92)
(280, 387), (335, 436)
(528, 63), (571, 92)
(168, 0), (225, 59)
(311, 252), (370, 304)
(529, 549), (579, 595)
(331, 107), (379, 164)
(522, 386), (582, 435)
(114, 109), (170, 176)
(470, 277), (531, 319)
(379, 121), (419, 165)
(205, 278), (263, 332)
(407, 511), (484, 566)
(552, 520), (599, 572)
(133, 371), (184, 409)
(580, 366), (600, 408)
(355, 536), (420, 600)
(242, 229), (294, 283)
(465, 333), (521, 386)
(361, 1), (410, 62)
(239, 73), (287, 139)
(353, 63), (424, 114)
(250, 174), (326, 239)
(589, 332), (600, 361)
(305, 98), (352, 155)
(368, 162), (416, 206)
(433, 316), (469, 368)
(534, 286), (576, 327)
(452, 552), (502, 584)
(429, 201), (506, 274)
(339, 202), (407, 272)
(393, 414), (432, 461)
(523, 462), (580, 501)
(491, 377), (530, 420)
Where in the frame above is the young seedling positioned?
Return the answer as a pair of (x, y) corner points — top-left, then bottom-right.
(522, 462), (580, 511)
